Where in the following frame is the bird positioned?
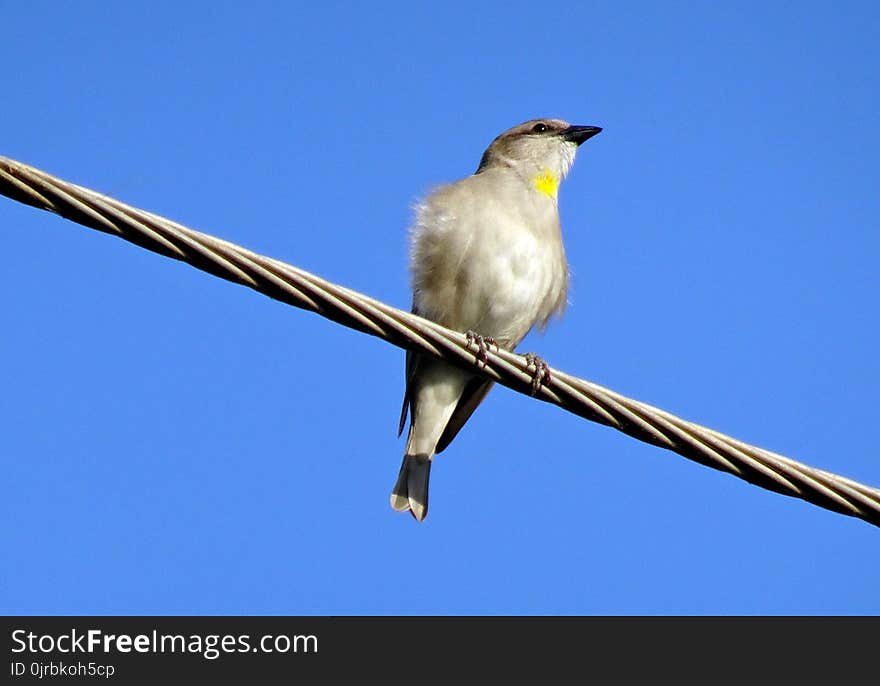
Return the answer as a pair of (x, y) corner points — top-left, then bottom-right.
(390, 118), (602, 521)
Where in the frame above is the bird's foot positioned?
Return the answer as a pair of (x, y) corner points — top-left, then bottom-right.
(465, 330), (498, 367)
(524, 352), (551, 395)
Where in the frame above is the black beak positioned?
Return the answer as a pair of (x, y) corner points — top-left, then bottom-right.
(562, 125), (602, 146)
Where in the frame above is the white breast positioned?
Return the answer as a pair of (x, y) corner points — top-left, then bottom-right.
(411, 171), (568, 349)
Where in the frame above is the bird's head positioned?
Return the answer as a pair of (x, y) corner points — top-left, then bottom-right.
(476, 118), (602, 198)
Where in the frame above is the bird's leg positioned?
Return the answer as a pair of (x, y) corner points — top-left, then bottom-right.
(465, 330), (498, 367)
(523, 352), (551, 395)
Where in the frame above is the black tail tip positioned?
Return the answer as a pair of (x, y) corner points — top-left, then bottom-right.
(390, 454), (431, 521)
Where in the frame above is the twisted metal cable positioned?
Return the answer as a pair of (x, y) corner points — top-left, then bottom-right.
(2, 155), (879, 529)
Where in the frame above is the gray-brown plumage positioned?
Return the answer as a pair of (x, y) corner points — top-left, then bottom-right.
(391, 118), (601, 520)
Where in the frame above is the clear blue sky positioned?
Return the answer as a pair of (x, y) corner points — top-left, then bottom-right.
(2, 2), (878, 615)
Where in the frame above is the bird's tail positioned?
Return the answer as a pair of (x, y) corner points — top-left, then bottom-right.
(389, 454), (431, 521)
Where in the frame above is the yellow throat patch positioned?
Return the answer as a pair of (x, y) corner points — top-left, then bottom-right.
(533, 169), (560, 198)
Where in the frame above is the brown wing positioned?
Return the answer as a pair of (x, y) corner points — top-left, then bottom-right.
(398, 349), (420, 436)
(434, 377), (495, 454)
(399, 305), (495, 451)
(399, 348), (495, 451)
(398, 302), (425, 436)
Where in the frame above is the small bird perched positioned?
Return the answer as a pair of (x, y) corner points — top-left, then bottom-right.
(391, 118), (602, 521)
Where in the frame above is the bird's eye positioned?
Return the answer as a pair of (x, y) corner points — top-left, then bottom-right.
(531, 122), (548, 134)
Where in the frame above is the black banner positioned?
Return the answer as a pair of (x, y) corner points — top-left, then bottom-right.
(2, 616), (876, 680)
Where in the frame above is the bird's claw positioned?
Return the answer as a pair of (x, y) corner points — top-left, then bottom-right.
(465, 330), (498, 367)
(524, 352), (551, 395)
